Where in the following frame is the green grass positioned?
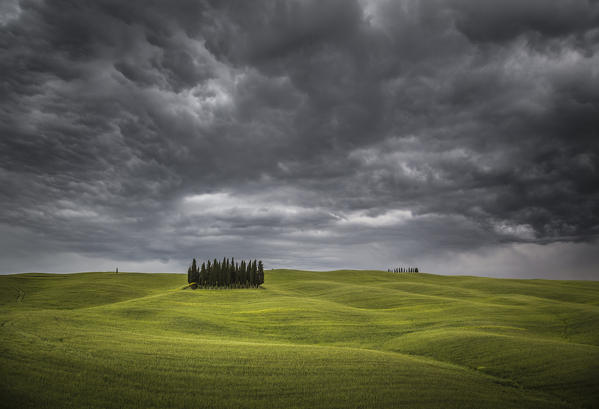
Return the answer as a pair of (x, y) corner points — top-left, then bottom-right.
(1, 270), (598, 408)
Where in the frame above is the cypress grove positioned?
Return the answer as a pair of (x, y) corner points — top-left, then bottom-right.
(187, 258), (265, 288)
(387, 266), (419, 273)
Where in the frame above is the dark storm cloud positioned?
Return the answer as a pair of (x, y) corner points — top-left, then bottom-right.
(0, 0), (598, 277)
(449, 0), (599, 43)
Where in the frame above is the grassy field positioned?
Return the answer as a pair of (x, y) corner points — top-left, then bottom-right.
(1, 270), (598, 408)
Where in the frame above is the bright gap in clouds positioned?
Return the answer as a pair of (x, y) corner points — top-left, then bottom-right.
(181, 192), (413, 228)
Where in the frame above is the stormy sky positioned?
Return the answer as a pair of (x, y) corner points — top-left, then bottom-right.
(1, 0), (598, 278)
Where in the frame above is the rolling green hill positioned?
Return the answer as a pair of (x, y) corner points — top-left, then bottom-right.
(1, 270), (598, 408)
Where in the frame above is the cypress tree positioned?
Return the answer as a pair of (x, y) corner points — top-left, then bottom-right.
(221, 257), (226, 287)
(213, 258), (219, 286)
(257, 260), (264, 285)
(191, 258), (199, 283)
(250, 259), (256, 287)
(200, 262), (207, 286)
(231, 257), (237, 286)
(239, 261), (244, 287)
(228, 258), (232, 286)
(246, 260), (251, 286)
(206, 260), (212, 286)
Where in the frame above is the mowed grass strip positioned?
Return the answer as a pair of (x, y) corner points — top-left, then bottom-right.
(1, 270), (598, 408)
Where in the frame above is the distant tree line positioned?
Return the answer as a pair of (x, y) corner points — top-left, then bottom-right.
(388, 267), (419, 273)
(187, 258), (264, 288)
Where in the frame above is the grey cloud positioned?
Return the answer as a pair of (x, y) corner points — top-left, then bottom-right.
(0, 0), (597, 277)
(448, 0), (599, 43)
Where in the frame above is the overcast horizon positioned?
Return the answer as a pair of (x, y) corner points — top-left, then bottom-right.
(1, 0), (598, 279)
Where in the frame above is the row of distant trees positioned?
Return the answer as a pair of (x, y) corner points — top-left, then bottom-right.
(187, 258), (264, 288)
(388, 267), (419, 273)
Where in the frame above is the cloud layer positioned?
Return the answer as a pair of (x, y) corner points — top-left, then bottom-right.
(1, 0), (598, 277)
